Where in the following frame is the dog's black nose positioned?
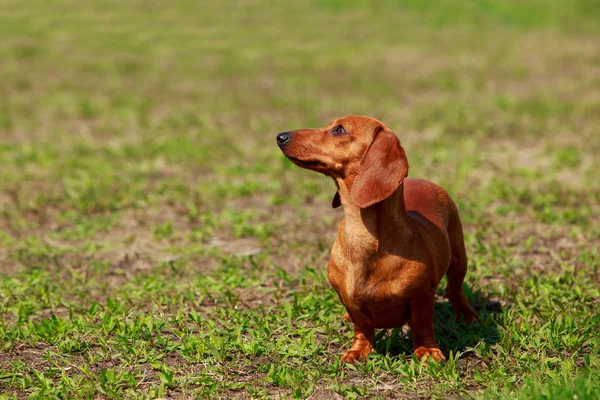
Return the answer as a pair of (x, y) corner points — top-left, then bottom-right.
(276, 131), (291, 147)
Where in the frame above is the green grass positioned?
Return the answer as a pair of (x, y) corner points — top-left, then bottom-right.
(1, 0), (600, 398)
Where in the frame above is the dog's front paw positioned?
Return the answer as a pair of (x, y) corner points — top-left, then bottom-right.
(341, 344), (372, 363)
(414, 346), (445, 363)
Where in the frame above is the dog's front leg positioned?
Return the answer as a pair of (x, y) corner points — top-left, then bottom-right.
(409, 293), (445, 363)
(340, 312), (374, 363)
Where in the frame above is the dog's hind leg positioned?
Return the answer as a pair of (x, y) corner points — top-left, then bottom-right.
(445, 206), (479, 324)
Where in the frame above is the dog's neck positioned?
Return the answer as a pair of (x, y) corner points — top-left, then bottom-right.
(335, 179), (413, 261)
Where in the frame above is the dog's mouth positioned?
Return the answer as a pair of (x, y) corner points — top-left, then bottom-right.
(287, 156), (326, 169)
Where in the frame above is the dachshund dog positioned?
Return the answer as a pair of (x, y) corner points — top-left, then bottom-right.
(276, 116), (479, 363)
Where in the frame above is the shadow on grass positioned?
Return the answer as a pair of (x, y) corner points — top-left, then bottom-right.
(373, 286), (503, 359)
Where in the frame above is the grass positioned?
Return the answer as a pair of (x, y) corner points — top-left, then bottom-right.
(1, 0), (599, 398)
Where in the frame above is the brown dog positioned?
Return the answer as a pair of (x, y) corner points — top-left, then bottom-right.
(276, 116), (479, 363)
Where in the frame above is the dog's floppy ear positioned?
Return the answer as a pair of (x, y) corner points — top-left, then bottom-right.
(351, 129), (409, 209)
(332, 191), (341, 208)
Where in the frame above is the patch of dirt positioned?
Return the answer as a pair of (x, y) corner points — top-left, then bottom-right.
(308, 388), (345, 400)
(0, 343), (50, 372)
(504, 215), (594, 273)
(208, 236), (263, 257)
(0, 248), (22, 275)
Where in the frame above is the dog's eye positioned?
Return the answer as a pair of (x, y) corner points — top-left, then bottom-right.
(332, 125), (347, 136)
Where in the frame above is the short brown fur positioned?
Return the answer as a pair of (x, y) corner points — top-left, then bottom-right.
(277, 116), (479, 363)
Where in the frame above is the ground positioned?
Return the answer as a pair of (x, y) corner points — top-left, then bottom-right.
(0, 0), (599, 399)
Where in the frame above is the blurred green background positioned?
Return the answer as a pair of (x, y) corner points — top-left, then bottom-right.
(0, 1), (599, 399)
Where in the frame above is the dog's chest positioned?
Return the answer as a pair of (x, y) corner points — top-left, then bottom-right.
(354, 270), (414, 328)
(328, 251), (418, 328)
(359, 297), (411, 329)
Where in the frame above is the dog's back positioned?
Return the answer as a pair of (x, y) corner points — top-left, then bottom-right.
(404, 178), (455, 234)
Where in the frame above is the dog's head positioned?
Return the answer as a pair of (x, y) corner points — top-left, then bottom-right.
(277, 116), (408, 209)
